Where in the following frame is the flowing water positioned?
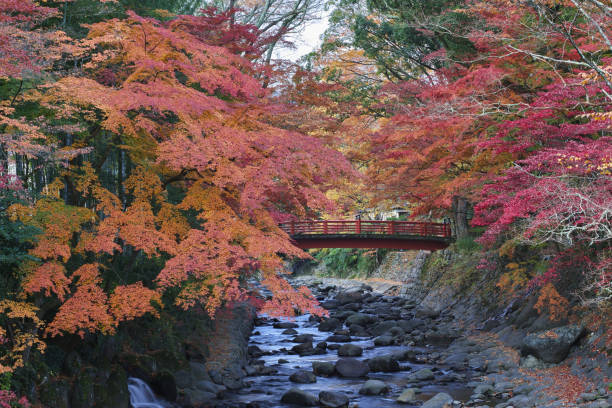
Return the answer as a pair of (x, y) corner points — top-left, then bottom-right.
(128, 377), (171, 408)
(221, 313), (474, 408)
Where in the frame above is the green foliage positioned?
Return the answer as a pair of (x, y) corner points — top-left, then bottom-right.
(314, 248), (385, 278)
(329, 0), (475, 80)
(455, 235), (481, 253)
(0, 372), (11, 391)
(0, 194), (40, 298)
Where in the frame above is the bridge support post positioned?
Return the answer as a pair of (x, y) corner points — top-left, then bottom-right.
(324, 221), (328, 234)
(290, 221), (295, 235)
(389, 221), (395, 235)
(356, 219), (361, 234)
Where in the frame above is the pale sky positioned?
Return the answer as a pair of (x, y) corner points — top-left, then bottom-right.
(273, 11), (330, 62)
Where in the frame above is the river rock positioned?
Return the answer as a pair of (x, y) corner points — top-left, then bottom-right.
(282, 328), (298, 335)
(318, 318), (342, 332)
(293, 334), (314, 343)
(370, 321), (398, 336)
(319, 391), (349, 408)
(274, 321), (299, 329)
(409, 368), (434, 381)
(367, 354), (400, 372)
(338, 344), (363, 357)
(348, 324), (369, 337)
(312, 361), (335, 376)
(292, 341), (314, 356)
(281, 388), (318, 406)
(290, 370), (317, 384)
(374, 335), (394, 346)
(345, 313), (378, 326)
(397, 388), (417, 404)
(336, 289), (365, 305)
(359, 379), (389, 395)
(421, 392), (453, 408)
(522, 324), (585, 363)
(248, 345), (264, 358)
(326, 334), (352, 342)
(335, 358), (369, 378)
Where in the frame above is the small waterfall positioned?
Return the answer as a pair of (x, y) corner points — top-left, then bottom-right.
(127, 377), (168, 408)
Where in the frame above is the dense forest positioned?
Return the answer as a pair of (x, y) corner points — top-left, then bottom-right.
(0, 0), (610, 406)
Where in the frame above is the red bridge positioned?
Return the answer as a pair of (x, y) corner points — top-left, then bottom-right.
(279, 220), (453, 250)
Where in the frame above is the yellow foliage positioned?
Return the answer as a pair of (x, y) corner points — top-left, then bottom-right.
(0, 300), (46, 373)
(498, 239), (517, 258)
(534, 283), (569, 321)
(496, 262), (529, 294)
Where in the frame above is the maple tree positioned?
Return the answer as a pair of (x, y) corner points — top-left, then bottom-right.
(1, 3), (352, 351)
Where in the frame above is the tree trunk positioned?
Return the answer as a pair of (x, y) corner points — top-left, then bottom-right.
(452, 195), (471, 239)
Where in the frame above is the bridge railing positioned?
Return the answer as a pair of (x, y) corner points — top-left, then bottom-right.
(279, 220), (452, 238)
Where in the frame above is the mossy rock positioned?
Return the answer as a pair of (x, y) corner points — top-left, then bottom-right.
(62, 351), (82, 377)
(71, 366), (97, 408)
(118, 352), (157, 382)
(149, 349), (184, 372)
(151, 370), (177, 401)
(93, 365), (129, 408)
(38, 377), (71, 408)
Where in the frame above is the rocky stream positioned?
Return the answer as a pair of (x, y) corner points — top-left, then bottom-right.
(130, 275), (611, 408)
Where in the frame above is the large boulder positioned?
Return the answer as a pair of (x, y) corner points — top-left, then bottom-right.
(293, 334), (314, 343)
(345, 313), (378, 326)
(416, 287), (456, 317)
(312, 361), (335, 377)
(274, 321), (299, 329)
(421, 392), (453, 408)
(335, 358), (369, 378)
(367, 355), (400, 372)
(359, 380), (389, 395)
(522, 324), (585, 363)
(397, 388), (417, 404)
(374, 335), (394, 346)
(292, 341), (315, 356)
(290, 370), (316, 384)
(281, 388), (318, 406)
(318, 318), (341, 332)
(369, 321), (398, 336)
(319, 391), (349, 408)
(336, 289), (365, 305)
(338, 344), (363, 357)
(409, 368), (435, 381)
(326, 334), (352, 343)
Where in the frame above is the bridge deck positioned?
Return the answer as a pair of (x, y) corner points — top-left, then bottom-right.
(279, 220), (453, 250)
